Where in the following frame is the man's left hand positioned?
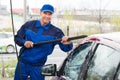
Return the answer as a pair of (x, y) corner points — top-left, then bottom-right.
(61, 36), (71, 45)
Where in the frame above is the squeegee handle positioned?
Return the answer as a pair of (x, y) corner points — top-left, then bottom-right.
(18, 35), (87, 58)
(33, 35), (87, 46)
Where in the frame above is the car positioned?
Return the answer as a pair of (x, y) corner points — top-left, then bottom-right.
(0, 32), (17, 53)
(41, 32), (120, 80)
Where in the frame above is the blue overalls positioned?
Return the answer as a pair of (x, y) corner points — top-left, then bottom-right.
(14, 20), (73, 80)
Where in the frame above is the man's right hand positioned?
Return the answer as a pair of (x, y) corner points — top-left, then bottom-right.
(24, 41), (33, 48)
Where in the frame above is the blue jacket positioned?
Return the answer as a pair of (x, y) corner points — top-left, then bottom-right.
(15, 20), (73, 65)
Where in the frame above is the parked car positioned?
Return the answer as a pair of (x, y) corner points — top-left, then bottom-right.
(0, 32), (17, 53)
(41, 32), (120, 80)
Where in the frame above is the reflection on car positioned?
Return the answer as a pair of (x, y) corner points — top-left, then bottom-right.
(41, 32), (120, 80)
(0, 32), (17, 53)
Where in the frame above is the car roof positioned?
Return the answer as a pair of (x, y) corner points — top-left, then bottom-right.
(88, 32), (120, 44)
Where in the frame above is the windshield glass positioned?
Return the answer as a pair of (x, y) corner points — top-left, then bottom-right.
(62, 42), (92, 80)
(86, 44), (120, 80)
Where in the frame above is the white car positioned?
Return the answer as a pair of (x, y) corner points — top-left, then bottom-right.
(0, 32), (19, 53)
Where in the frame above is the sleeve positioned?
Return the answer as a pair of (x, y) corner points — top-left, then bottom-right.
(55, 29), (73, 52)
(14, 22), (28, 46)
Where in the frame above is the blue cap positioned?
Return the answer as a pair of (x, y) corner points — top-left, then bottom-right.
(40, 4), (54, 14)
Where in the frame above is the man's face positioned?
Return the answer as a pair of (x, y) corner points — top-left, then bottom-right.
(40, 11), (52, 24)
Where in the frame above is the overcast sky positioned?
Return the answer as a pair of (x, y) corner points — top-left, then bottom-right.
(1, 0), (120, 11)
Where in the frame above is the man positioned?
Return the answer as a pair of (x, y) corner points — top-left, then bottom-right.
(14, 4), (73, 80)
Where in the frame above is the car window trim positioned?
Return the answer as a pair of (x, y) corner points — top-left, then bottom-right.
(77, 42), (99, 80)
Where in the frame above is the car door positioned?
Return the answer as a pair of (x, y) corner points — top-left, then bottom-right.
(56, 42), (93, 80)
(85, 44), (120, 80)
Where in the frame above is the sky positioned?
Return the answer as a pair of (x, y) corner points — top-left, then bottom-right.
(1, 0), (120, 11)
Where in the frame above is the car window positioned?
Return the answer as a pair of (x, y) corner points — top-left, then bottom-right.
(62, 42), (92, 80)
(86, 44), (120, 80)
(0, 33), (12, 38)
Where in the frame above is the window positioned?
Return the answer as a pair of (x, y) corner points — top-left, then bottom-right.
(62, 42), (92, 80)
(86, 44), (120, 80)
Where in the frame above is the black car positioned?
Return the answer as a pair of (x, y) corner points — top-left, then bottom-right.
(41, 32), (120, 80)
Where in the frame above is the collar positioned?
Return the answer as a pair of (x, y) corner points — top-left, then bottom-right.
(36, 20), (51, 30)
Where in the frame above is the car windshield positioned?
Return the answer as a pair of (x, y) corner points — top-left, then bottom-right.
(0, 33), (13, 38)
(62, 42), (92, 80)
(86, 44), (120, 80)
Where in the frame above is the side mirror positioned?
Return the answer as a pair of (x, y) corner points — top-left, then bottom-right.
(41, 64), (57, 76)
